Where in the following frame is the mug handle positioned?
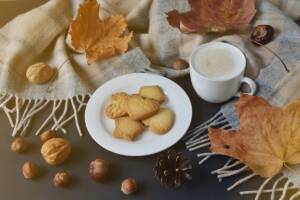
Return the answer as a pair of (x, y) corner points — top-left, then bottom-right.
(234, 77), (257, 97)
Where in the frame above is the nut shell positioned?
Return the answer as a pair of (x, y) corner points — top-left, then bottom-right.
(250, 25), (274, 46)
(41, 138), (71, 165)
(11, 137), (28, 153)
(40, 130), (57, 143)
(26, 62), (55, 84)
(53, 172), (71, 187)
(89, 158), (109, 182)
(121, 178), (137, 195)
(22, 161), (39, 179)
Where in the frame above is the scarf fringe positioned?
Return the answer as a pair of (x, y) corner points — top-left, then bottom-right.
(240, 175), (299, 200)
(0, 92), (90, 137)
(185, 111), (232, 152)
(185, 111), (300, 199)
(185, 112), (233, 167)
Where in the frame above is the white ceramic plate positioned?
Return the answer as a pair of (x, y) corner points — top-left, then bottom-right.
(85, 73), (192, 156)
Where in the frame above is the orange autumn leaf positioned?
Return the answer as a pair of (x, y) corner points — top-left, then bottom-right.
(69, 0), (133, 64)
(166, 0), (256, 33)
(209, 95), (300, 178)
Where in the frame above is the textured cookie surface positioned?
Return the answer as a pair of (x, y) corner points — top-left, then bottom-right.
(139, 85), (165, 103)
(142, 108), (174, 134)
(105, 92), (129, 119)
(114, 117), (145, 141)
(126, 95), (160, 120)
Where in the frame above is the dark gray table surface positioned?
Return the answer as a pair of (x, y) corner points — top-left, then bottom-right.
(0, 1), (281, 200)
(0, 75), (269, 200)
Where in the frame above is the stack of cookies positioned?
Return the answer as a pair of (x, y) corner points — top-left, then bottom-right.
(105, 85), (174, 141)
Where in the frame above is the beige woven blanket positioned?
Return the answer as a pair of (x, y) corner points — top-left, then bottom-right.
(0, 0), (299, 137)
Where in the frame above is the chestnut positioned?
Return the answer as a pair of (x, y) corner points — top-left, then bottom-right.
(250, 24), (274, 46)
(89, 158), (109, 182)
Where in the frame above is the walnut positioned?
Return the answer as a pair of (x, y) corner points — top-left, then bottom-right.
(41, 138), (71, 165)
(26, 62), (56, 84)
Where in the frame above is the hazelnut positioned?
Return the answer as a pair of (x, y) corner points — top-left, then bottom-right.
(41, 138), (71, 165)
(53, 172), (71, 187)
(172, 58), (189, 70)
(89, 158), (109, 182)
(250, 25), (274, 46)
(121, 178), (137, 195)
(22, 161), (39, 179)
(11, 137), (29, 153)
(40, 130), (57, 143)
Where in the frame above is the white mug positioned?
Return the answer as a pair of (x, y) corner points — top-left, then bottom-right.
(189, 42), (256, 103)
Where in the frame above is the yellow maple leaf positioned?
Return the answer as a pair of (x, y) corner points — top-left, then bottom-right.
(209, 95), (300, 178)
(69, 0), (133, 64)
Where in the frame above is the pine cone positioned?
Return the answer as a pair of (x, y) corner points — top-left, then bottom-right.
(154, 149), (192, 188)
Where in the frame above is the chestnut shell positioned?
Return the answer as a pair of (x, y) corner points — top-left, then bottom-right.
(250, 25), (274, 46)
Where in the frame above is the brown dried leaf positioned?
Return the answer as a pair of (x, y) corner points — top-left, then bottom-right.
(167, 0), (256, 33)
(69, 0), (133, 64)
(209, 95), (300, 178)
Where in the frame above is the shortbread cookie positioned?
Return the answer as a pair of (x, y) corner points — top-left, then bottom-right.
(142, 108), (174, 134)
(139, 85), (165, 103)
(105, 92), (129, 119)
(114, 117), (145, 141)
(126, 95), (160, 120)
